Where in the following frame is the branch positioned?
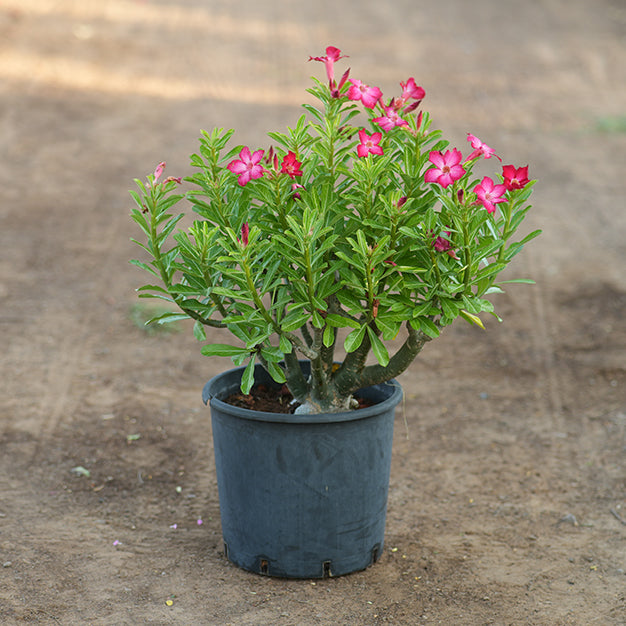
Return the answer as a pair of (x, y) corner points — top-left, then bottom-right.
(335, 323), (431, 396)
(181, 306), (226, 328)
(332, 326), (372, 395)
(285, 331), (318, 361)
(283, 350), (310, 402)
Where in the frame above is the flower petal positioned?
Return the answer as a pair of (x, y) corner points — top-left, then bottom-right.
(227, 160), (247, 174)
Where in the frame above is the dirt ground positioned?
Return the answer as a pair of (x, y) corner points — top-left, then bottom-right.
(1, 0), (625, 624)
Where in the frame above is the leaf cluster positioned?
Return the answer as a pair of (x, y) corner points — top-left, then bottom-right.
(130, 71), (539, 411)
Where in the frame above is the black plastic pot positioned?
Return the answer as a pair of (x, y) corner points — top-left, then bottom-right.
(202, 363), (402, 578)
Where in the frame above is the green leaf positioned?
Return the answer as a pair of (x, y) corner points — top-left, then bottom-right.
(281, 311), (310, 332)
(260, 345), (284, 361)
(484, 286), (505, 295)
(344, 325), (366, 353)
(335, 289), (364, 312)
(241, 358), (256, 394)
(137, 283), (171, 294)
(147, 311), (189, 325)
(311, 310), (325, 328)
(411, 300), (439, 317)
(459, 309), (485, 330)
(375, 316), (402, 341)
(476, 262), (507, 281)
(129, 259), (158, 276)
(193, 320), (207, 342)
(497, 278), (536, 285)
(231, 352), (247, 367)
(367, 327), (390, 366)
(323, 324), (335, 347)
(279, 334), (292, 354)
(265, 360), (286, 384)
(200, 343), (249, 357)
(325, 313), (360, 329)
(414, 317), (440, 338)
(439, 297), (460, 320)
(157, 213), (185, 244)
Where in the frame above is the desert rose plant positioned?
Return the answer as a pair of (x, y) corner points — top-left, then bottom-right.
(130, 46), (539, 413)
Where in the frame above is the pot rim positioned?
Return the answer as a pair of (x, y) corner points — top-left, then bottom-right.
(202, 363), (403, 425)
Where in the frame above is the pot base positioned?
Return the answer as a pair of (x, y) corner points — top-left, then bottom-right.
(224, 540), (383, 579)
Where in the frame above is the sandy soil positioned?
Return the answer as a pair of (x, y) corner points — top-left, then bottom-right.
(1, 0), (625, 624)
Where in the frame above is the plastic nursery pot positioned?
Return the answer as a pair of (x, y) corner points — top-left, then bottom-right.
(202, 362), (403, 579)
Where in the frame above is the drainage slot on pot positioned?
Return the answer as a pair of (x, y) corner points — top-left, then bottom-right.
(259, 559), (269, 575)
(322, 561), (332, 578)
(223, 542), (229, 559)
(371, 544), (380, 564)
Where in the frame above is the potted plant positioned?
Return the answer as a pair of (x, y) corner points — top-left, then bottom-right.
(130, 46), (539, 578)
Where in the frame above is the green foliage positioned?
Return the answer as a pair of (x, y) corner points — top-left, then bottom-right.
(130, 57), (539, 412)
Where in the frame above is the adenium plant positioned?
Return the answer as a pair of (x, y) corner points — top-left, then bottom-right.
(130, 46), (539, 414)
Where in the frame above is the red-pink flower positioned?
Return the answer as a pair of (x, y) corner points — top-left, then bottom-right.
(163, 176), (182, 185)
(415, 110), (423, 131)
(227, 147), (265, 186)
(502, 164), (530, 191)
(474, 176), (507, 213)
(347, 79), (383, 109)
(309, 46), (346, 84)
(152, 162), (181, 187)
(424, 149), (465, 188)
(465, 133), (501, 162)
(153, 161), (166, 183)
(432, 230), (458, 258)
(239, 222), (249, 247)
(373, 104), (409, 131)
(331, 67), (351, 97)
(280, 151), (303, 178)
(357, 129), (384, 157)
(291, 183), (304, 200)
(399, 78), (425, 103)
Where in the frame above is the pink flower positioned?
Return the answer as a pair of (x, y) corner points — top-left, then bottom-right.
(227, 147), (265, 186)
(465, 134), (501, 162)
(153, 161), (166, 184)
(163, 176), (182, 185)
(424, 149), (465, 188)
(432, 230), (458, 258)
(399, 78), (425, 103)
(309, 46), (346, 84)
(347, 79), (383, 109)
(415, 110), (423, 131)
(239, 222), (249, 247)
(331, 67), (351, 98)
(502, 164), (530, 191)
(152, 162), (181, 187)
(373, 104), (409, 131)
(474, 176), (507, 213)
(280, 151), (303, 178)
(197, 518), (203, 526)
(356, 129), (384, 157)
(291, 183), (304, 200)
